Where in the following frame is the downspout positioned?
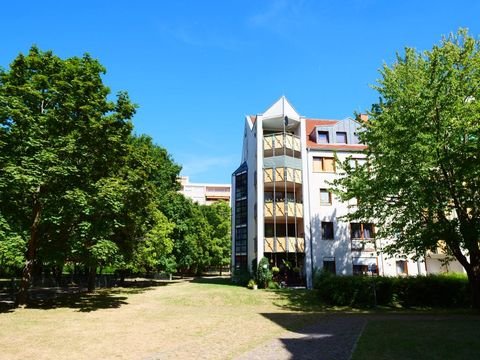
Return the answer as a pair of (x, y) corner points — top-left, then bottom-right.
(306, 147), (315, 288)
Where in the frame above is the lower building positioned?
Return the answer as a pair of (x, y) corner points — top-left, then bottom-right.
(179, 176), (231, 205)
(231, 97), (464, 287)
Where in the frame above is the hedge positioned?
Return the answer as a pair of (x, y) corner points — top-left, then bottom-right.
(313, 271), (470, 308)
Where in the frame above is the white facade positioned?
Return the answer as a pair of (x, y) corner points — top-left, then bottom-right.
(231, 97), (464, 287)
(179, 176), (231, 205)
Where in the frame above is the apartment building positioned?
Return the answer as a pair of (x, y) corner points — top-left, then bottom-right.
(179, 176), (231, 205)
(231, 96), (463, 288)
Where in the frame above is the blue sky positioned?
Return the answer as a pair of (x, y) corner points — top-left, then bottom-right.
(2, 0), (479, 184)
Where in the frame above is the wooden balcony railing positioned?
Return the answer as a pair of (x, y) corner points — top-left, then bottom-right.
(264, 167), (302, 184)
(264, 202), (303, 218)
(264, 237), (305, 253)
(263, 133), (301, 155)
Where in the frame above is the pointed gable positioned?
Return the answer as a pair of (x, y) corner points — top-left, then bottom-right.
(262, 96), (300, 120)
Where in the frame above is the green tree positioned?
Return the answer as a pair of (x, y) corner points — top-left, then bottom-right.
(130, 209), (174, 273)
(201, 201), (231, 274)
(333, 29), (480, 308)
(0, 47), (135, 304)
(113, 135), (180, 277)
(159, 192), (210, 275)
(0, 215), (26, 276)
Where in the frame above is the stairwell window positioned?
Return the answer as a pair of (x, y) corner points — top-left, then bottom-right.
(320, 189), (332, 205)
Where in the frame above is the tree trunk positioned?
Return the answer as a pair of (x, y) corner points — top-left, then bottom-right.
(119, 270), (126, 286)
(16, 187), (42, 307)
(87, 266), (96, 292)
(447, 237), (480, 309)
(467, 266), (480, 310)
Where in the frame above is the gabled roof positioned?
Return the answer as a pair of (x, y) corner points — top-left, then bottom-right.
(305, 118), (339, 134)
(262, 96), (300, 120)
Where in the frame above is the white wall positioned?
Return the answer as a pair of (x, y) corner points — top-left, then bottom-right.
(306, 149), (364, 277)
(245, 118), (259, 271)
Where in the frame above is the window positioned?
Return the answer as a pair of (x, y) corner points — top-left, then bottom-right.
(321, 222), (334, 240)
(349, 158), (367, 169)
(234, 226), (248, 271)
(353, 264), (369, 276)
(353, 258), (378, 275)
(264, 224), (274, 237)
(312, 157), (336, 172)
(234, 170), (248, 271)
(396, 260), (408, 275)
(235, 172), (247, 199)
(264, 223), (297, 238)
(235, 200), (247, 224)
(350, 223), (374, 239)
(235, 255), (247, 270)
(317, 131), (329, 144)
(235, 227), (247, 254)
(320, 189), (332, 205)
(336, 131), (347, 143)
(323, 257), (336, 274)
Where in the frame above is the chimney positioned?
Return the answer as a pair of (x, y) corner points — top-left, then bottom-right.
(358, 113), (368, 122)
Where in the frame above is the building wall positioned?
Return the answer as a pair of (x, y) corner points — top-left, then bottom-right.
(179, 176), (231, 206)
(232, 97), (466, 286)
(305, 146), (429, 278)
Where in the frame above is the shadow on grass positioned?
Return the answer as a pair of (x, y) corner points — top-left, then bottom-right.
(0, 278), (175, 313)
(270, 288), (328, 312)
(189, 276), (243, 287)
(26, 289), (130, 312)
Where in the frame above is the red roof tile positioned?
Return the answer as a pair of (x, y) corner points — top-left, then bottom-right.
(308, 143), (368, 151)
(305, 118), (339, 135)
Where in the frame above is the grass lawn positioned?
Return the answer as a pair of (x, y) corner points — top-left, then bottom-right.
(352, 317), (480, 360)
(1, 278), (478, 359)
(0, 278), (324, 360)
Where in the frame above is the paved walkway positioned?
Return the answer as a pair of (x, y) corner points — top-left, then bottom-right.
(235, 315), (367, 360)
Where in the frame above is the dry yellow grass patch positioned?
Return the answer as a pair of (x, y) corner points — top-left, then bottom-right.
(0, 279), (322, 359)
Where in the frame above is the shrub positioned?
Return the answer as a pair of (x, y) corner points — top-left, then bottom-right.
(314, 271), (374, 306)
(267, 280), (280, 289)
(256, 257), (272, 288)
(313, 271), (470, 308)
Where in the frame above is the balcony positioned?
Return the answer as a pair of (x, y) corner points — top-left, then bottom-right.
(264, 201), (303, 218)
(264, 133), (301, 158)
(264, 167), (302, 184)
(351, 239), (376, 252)
(205, 186), (230, 201)
(264, 236), (305, 253)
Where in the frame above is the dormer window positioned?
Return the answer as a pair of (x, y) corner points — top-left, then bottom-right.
(317, 131), (329, 144)
(336, 131), (347, 143)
